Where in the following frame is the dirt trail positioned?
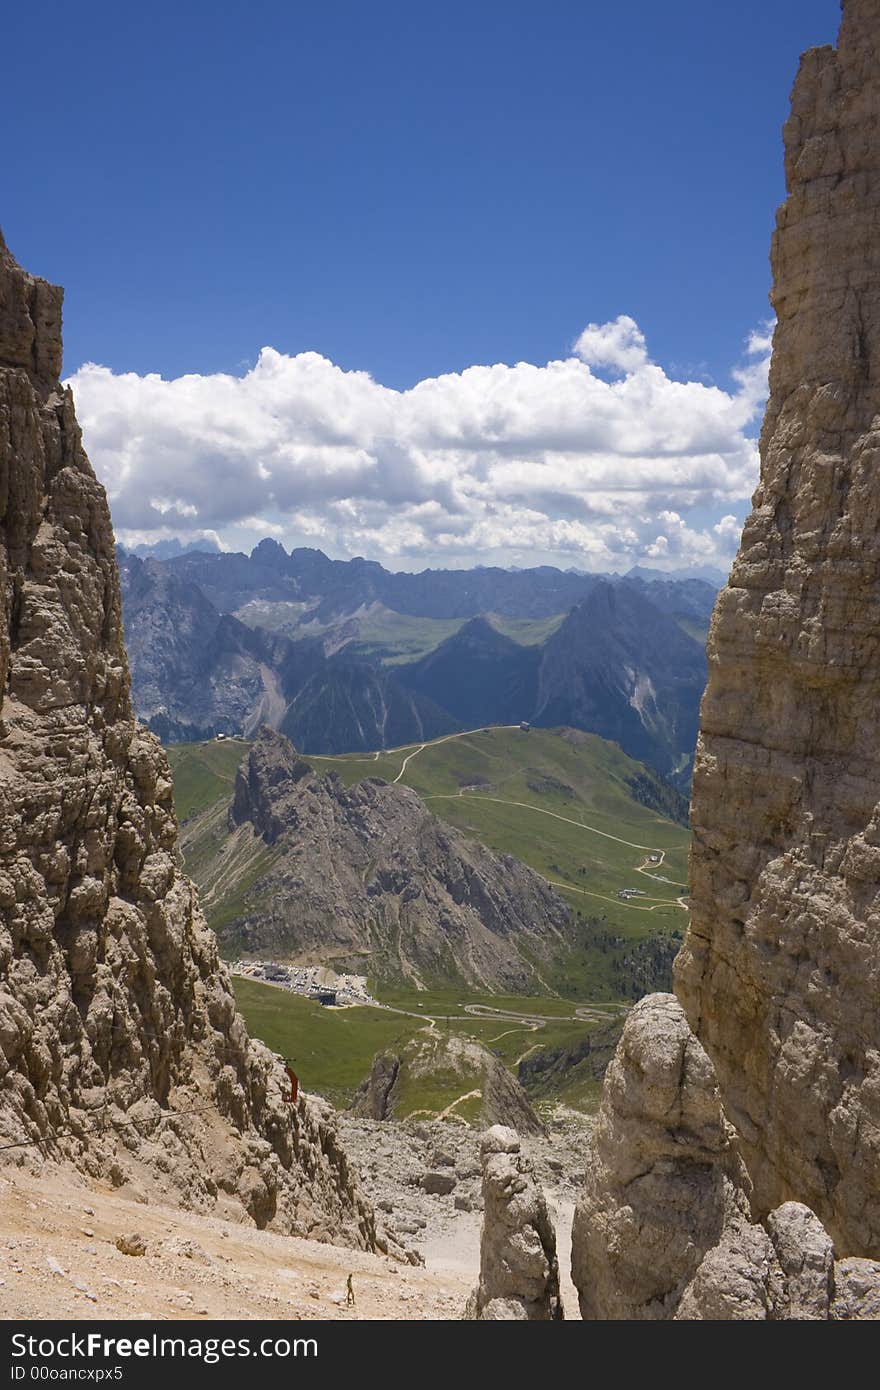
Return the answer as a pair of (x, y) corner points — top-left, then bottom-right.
(392, 726), (517, 784)
(424, 791), (682, 853)
(438, 1089), (482, 1121)
(422, 788), (690, 911)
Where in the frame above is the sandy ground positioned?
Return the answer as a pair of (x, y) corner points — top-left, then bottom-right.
(0, 1166), (471, 1321)
(0, 1161), (580, 1321)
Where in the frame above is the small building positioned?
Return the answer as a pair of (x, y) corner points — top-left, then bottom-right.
(316, 990), (337, 1007)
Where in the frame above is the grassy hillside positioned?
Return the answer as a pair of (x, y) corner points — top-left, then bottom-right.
(306, 726), (689, 928)
(167, 738), (286, 933)
(232, 975), (618, 1113)
(169, 726), (690, 1002)
(167, 737), (248, 821)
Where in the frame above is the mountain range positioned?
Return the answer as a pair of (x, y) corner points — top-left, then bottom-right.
(118, 540), (716, 785)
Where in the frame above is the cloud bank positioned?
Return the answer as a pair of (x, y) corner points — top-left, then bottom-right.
(66, 315), (771, 572)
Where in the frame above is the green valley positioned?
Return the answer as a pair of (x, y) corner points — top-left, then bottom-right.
(304, 727), (689, 932)
(232, 975), (622, 1114)
(165, 725), (691, 1114)
(167, 725), (690, 997)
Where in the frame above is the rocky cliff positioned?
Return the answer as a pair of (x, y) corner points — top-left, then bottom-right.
(0, 232), (374, 1247)
(677, 0), (880, 1257)
(561, 0), (880, 1322)
(209, 726), (571, 990)
(570, 997), (880, 1320)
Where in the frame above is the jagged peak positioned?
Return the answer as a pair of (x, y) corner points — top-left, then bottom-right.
(0, 227), (64, 385)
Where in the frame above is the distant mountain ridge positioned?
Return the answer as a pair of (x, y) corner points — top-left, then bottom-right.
(118, 540), (715, 785)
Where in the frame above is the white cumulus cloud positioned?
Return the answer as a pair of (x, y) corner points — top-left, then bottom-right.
(65, 317), (771, 573)
(573, 314), (649, 374)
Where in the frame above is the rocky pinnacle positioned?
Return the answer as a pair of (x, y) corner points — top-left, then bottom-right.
(677, 0), (880, 1256)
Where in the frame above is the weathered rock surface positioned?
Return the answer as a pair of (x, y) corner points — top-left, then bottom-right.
(570, 995), (750, 1319)
(831, 1258), (880, 1319)
(571, 999), (880, 1320)
(674, 1223), (782, 1321)
(677, 1209), (880, 1322)
(677, 0), (880, 1258)
(0, 231), (374, 1248)
(338, 1109), (588, 1273)
(465, 1126), (562, 1320)
(214, 725), (572, 991)
(349, 1051), (402, 1121)
(766, 1201), (835, 1319)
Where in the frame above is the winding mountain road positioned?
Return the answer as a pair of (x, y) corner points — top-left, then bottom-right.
(422, 789), (690, 912)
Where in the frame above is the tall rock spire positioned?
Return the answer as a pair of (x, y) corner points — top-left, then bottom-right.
(0, 230), (374, 1247)
(678, 0), (880, 1256)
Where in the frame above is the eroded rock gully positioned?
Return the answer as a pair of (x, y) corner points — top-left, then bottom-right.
(0, 230), (374, 1250)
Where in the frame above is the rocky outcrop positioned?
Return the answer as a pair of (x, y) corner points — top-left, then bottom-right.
(570, 998), (880, 1320)
(677, 0), (880, 1257)
(212, 726), (572, 990)
(465, 1126), (562, 1320)
(351, 1033), (545, 1135)
(348, 1051), (401, 1121)
(570, 995), (751, 1319)
(0, 231), (374, 1248)
(676, 1208), (880, 1321)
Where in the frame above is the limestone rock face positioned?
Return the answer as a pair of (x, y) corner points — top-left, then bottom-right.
(0, 231), (374, 1248)
(674, 1223), (783, 1322)
(832, 1259), (880, 1319)
(765, 1201), (835, 1318)
(570, 1000), (880, 1320)
(570, 995), (750, 1319)
(676, 1207), (880, 1321)
(465, 1126), (562, 1320)
(677, 0), (880, 1258)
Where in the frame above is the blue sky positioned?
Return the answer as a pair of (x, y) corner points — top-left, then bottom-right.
(4, 0), (841, 571)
